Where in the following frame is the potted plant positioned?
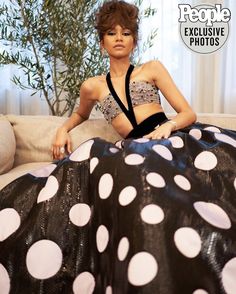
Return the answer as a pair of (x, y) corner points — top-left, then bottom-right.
(0, 0), (157, 116)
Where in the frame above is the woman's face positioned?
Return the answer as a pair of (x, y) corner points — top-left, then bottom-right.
(101, 25), (135, 59)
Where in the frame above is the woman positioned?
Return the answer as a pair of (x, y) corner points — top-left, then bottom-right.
(0, 1), (236, 294)
(52, 0), (196, 159)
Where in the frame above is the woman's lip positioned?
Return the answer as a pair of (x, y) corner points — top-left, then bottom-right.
(114, 45), (125, 48)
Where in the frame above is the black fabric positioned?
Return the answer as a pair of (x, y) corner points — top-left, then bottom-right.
(106, 64), (137, 128)
(126, 112), (168, 139)
(0, 122), (236, 294)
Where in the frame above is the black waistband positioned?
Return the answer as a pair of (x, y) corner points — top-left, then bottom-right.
(126, 112), (168, 139)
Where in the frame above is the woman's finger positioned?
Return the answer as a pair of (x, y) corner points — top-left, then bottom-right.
(67, 139), (72, 154)
(143, 130), (155, 139)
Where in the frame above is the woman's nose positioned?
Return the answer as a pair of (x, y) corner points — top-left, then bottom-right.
(116, 32), (123, 41)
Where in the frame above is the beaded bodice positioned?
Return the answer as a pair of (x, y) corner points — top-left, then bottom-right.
(98, 80), (161, 123)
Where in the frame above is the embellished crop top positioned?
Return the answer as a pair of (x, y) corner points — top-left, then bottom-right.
(98, 80), (161, 124)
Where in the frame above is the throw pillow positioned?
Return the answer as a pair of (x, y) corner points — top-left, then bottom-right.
(0, 120), (16, 174)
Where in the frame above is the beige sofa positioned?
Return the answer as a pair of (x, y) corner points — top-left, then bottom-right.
(1, 113), (236, 191)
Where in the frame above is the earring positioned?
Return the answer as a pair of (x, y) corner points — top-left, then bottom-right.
(101, 47), (109, 58)
(101, 48), (106, 57)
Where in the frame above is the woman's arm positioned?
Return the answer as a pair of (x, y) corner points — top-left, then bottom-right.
(144, 60), (196, 139)
(52, 79), (96, 159)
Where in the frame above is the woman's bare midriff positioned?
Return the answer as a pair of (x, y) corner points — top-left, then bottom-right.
(111, 102), (164, 138)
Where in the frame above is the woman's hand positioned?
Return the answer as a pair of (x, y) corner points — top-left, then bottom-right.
(143, 121), (175, 140)
(51, 127), (72, 160)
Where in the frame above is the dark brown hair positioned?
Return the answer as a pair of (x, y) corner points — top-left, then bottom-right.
(95, 0), (139, 45)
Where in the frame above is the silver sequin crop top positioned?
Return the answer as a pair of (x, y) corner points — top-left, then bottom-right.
(98, 80), (161, 123)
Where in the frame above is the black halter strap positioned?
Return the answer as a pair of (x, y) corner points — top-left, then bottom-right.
(106, 64), (137, 128)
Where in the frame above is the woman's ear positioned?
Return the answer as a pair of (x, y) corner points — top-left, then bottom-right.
(100, 41), (107, 57)
(100, 40), (104, 48)
(100, 42), (105, 56)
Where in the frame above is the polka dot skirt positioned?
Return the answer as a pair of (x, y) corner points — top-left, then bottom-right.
(0, 122), (236, 294)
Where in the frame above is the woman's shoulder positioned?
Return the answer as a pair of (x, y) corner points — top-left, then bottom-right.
(139, 59), (163, 71)
(137, 60), (169, 82)
(81, 75), (105, 89)
(81, 75), (106, 100)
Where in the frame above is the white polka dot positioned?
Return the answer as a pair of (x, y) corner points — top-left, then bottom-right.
(194, 151), (217, 171)
(69, 204), (91, 227)
(105, 286), (113, 294)
(128, 252), (158, 286)
(26, 240), (62, 279)
(98, 173), (113, 199)
(174, 227), (202, 258)
(69, 139), (94, 162)
(194, 201), (231, 229)
(133, 138), (150, 143)
(29, 164), (57, 177)
(37, 175), (59, 203)
(222, 257), (236, 294)
(193, 290), (209, 294)
(141, 204), (164, 225)
(124, 154), (144, 165)
(117, 237), (129, 261)
(234, 178), (236, 190)
(168, 136), (184, 148)
(73, 272), (95, 294)
(146, 172), (165, 188)
(119, 186), (137, 206)
(189, 129), (202, 140)
(204, 126), (221, 133)
(96, 225), (109, 253)
(90, 157), (99, 174)
(174, 175), (191, 191)
(0, 264), (10, 294)
(0, 208), (21, 241)
(215, 133), (236, 148)
(115, 140), (123, 149)
(152, 145), (173, 161)
(109, 147), (119, 153)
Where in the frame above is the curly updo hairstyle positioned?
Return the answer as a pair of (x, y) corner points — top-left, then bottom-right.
(95, 0), (140, 45)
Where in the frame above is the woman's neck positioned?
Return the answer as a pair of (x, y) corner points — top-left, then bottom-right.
(109, 58), (131, 78)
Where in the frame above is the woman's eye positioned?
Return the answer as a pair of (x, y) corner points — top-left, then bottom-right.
(123, 32), (131, 36)
(106, 31), (131, 36)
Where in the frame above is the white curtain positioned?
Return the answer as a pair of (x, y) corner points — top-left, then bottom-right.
(0, 0), (235, 115)
(0, 65), (50, 115)
(139, 0), (236, 114)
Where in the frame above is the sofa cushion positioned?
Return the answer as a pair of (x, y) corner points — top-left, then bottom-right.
(6, 115), (66, 167)
(6, 115), (121, 167)
(0, 119), (16, 174)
